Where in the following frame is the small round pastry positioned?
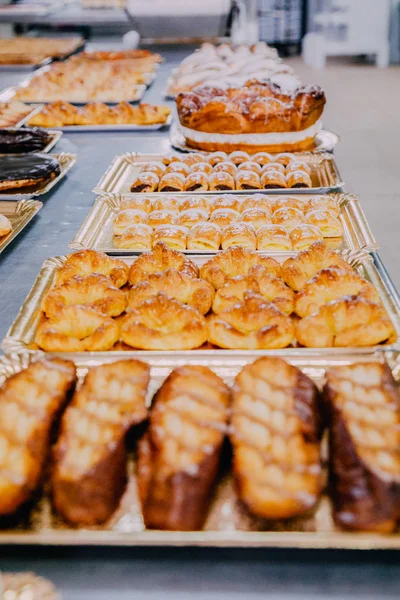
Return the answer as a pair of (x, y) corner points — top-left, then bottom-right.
(221, 222), (256, 250)
(289, 224), (323, 251)
(187, 222), (221, 251)
(252, 152), (273, 166)
(130, 172), (159, 193)
(181, 152), (205, 166)
(121, 196), (152, 213)
(229, 151), (250, 165)
(273, 207), (305, 228)
(208, 171), (235, 191)
(121, 293), (207, 350)
(285, 161), (311, 175)
(235, 170), (261, 190)
(237, 161), (262, 174)
(260, 169), (287, 189)
(207, 151), (228, 166)
(128, 241), (198, 285)
(179, 196), (210, 214)
(184, 171), (209, 192)
(274, 152), (297, 167)
(210, 195), (241, 213)
(113, 209), (147, 235)
(209, 208), (240, 229)
(113, 224), (153, 250)
(56, 250), (129, 288)
(241, 208), (272, 230)
(151, 196), (180, 212)
(286, 170), (312, 189)
(140, 162), (166, 178)
(165, 162), (190, 176)
(0, 214), (12, 237)
(304, 195), (339, 216)
(213, 161), (237, 177)
(241, 195), (272, 213)
(146, 210), (177, 228)
(270, 196), (305, 213)
(257, 225), (291, 251)
(152, 225), (188, 250)
(260, 162), (285, 174)
(189, 161), (213, 175)
(177, 208), (209, 228)
(305, 209), (342, 237)
(158, 172), (185, 192)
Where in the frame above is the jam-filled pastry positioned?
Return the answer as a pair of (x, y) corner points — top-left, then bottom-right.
(260, 169), (287, 189)
(252, 152), (273, 166)
(177, 208), (208, 229)
(306, 209), (342, 237)
(208, 171), (235, 191)
(323, 363), (400, 532)
(141, 162), (166, 178)
(151, 196), (180, 212)
(179, 195), (210, 214)
(208, 292), (294, 349)
(229, 151), (250, 165)
(121, 196), (152, 213)
(189, 161), (213, 175)
(213, 161), (237, 177)
(285, 161), (311, 175)
(241, 195), (272, 213)
(0, 214), (12, 237)
(165, 162), (190, 176)
(113, 209), (147, 235)
(187, 222), (221, 251)
(286, 170), (312, 188)
(208, 151), (228, 166)
(241, 208), (272, 230)
(184, 171), (209, 192)
(129, 242), (198, 284)
(235, 170), (261, 190)
(304, 195), (339, 216)
(179, 152), (205, 166)
(289, 224), (323, 251)
(230, 357), (322, 519)
(257, 224), (291, 251)
(211, 195), (241, 213)
(114, 224), (153, 250)
(152, 225), (188, 250)
(270, 196), (304, 213)
(274, 152), (296, 166)
(130, 172), (159, 193)
(260, 162), (285, 174)
(146, 210), (177, 228)
(159, 172), (186, 192)
(209, 208), (240, 229)
(237, 161), (262, 174)
(273, 206), (305, 228)
(121, 293), (208, 350)
(221, 222), (257, 250)
(56, 250), (129, 287)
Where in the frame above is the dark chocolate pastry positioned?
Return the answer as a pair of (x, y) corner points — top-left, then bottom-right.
(0, 127), (52, 154)
(0, 153), (61, 192)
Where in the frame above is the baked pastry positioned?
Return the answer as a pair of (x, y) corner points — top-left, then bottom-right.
(208, 292), (294, 349)
(177, 208), (208, 228)
(208, 151), (228, 166)
(324, 363), (400, 532)
(229, 151), (250, 165)
(270, 196), (304, 213)
(152, 225), (188, 250)
(130, 172), (159, 193)
(241, 208), (272, 230)
(187, 222), (221, 251)
(237, 161), (262, 174)
(113, 209), (147, 235)
(296, 296), (395, 347)
(289, 224), (323, 251)
(151, 196), (180, 212)
(0, 128), (52, 154)
(128, 268), (214, 314)
(121, 293), (207, 350)
(0, 358), (76, 516)
(208, 172), (235, 191)
(260, 162), (285, 174)
(241, 195), (272, 213)
(306, 209), (342, 237)
(257, 224), (291, 251)
(184, 171), (209, 192)
(221, 223), (256, 250)
(0, 153), (61, 191)
(189, 161), (213, 175)
(141, 162), (167, 178)
(235, 170), (261, 190)
(281, 242), (353, 291)
(138, 365), (230, 530)
(274, 153), (297, 166)
(159, 173), (185, 192)
(53, 360), (149, 525)
(252, 152), (273, 165)
(285, 161), (311, 175)
(210, 195), (241, 213)
(286, 170), (312, 188)
(128, 242), (198, 284)
(213, 161), (237, 177)
(121, 196), (152, 213)
(305, 195), (339, 217)
(260, 169), (286, 189)
(231, 357), (322, 519)
(114, 224), (153, 250)
(165, 162), (190, 176)
(273, 206), (305, 228)
(0, 101), (33, 128)
(176, 152), (204, 166)
(209, 208), (240, 229)
(146, 210), (177, 228)
(0, 214), (12, 237)
(179, 196), (210, 214)
(56, 250), (129, 288)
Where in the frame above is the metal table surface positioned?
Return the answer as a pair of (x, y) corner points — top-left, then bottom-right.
(0, 46), (400, 600)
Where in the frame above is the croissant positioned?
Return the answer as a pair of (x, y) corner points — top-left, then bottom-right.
(56, 250), (129, 288)
(128, 242), (198, 285)
(130, 172), (159, 193)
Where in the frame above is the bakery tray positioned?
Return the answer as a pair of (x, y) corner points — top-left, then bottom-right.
(70, 192), (378, 256)
(0, 199), (42, 254)
(53, 113), (172, 133)
(0, 350), (399, 549)
(3, 249), (400, 357)
(0, 39), (85, 72)
(13, 104), (44, 129)
(0, 129), (63, 155)
(93, 152), (344, 196)
(0, 152), (77, 201)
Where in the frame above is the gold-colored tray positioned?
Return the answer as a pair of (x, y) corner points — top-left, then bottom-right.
(0, 199), (42, 254)
(3, 249), (400, 358)
(0, 350), (399, 549)
(93, 152), (344, 196)
(70, 192), (378, 256)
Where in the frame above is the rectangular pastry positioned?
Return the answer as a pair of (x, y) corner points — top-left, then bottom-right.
(138, 365), (231, 530)
(52, 360), (150, 526)
(324, 363), (400, 532)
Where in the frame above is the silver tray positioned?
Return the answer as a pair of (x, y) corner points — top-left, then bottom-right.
(3, 249), (400, 358)
(93, 152), (344, 196)
(70, 192), (378, 256)
(0, 350), (399, 549)
(0, 152), (77, 201)
(0, 39), (85, 72)
(0, 129), (63, 155)
(52, 113), (172, 132)
(0, 199), (42, 254)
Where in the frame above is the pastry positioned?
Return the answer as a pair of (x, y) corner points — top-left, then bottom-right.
(113, 209), (147, 235)
(274, 153), (297, 166)
(128, 268), (214, 315)
(0, 128), (52, 154)
(187, 222), (221, 251)
(285, 161), (311, 175)
(289, 224), (323, 251)
(141, 162), (167, 178)
(159, 173), (185, 192)
(229, 151), (250, 165)
(152, 225), (188, 250)
(209, 208), (240, 229)
(121, 293), (207, 350)
(53, 360), (149, 525)
(221, 223), (256, 250)
(138, 366), (230, 530)
(184, 171), (209, 192)
(0, 214), (12, 237)
(237, 161), (262, 174)
(257, 224), (291, 251)
(0, 101), (33, 128)
(0, 358), (76, 516)
(270, 196), (304, 213)
(208, 151), (228, 166)
(128, 242), (198, 285)
(252, 151), (273, 165)
(213, 161), (237, 177)
(0, 36), (83, 63)
(130, 172), (159, 193)
(241, 195), (272, 213)
(210, 195), (241, 213)
(146, 210), (177, 228)
(260, 169), (286, 189)
(304, 195), (339, 216)
(176, 152), (204, 166)
(0, 153), (61, 191)
(235, 170), (261, 190)
(324, 363), (400, 532)
(286, 170), (312, 188)
(272, 207), (305, 228)
(177, 208), (208, 228)
(165, 162), (190, 176)
(260, 162), (285, 174)
(306, 209), (342, 237)
(151, 196), (180, 212)
(113, 224), (153, 250)
(121, 196), (152, 213)
(56, 250), (129, 288)
(241, 208), (272, 230)
(208, 172), (235, 191)
(208, 292), (294, 349)
(189, 161), (213, 175)
(230, 357), (322, 519)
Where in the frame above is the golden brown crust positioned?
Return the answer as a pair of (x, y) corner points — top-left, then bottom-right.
(152, 225), (188, 250)
(114, 224), (153, 250)
(221, 222), (257, 250)
(184, 136), (316, 154)
(56, 250), (129, 288)
(128, 242), (199, 285)
(257, 225), (291, 251)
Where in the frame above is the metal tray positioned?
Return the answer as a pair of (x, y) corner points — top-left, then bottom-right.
(0, 129), (63, 155)
(0, 350), (399, 549)
(0, 153), (77, 201)
(52, 113), (172, 133)
(0, 39), (85, 72)
(0, 199), (42, 254)
(70, 192), (378, 256)
(3, 249), (400, 358)
(93, 152), (344, 197)
(12, 104), (44, 129)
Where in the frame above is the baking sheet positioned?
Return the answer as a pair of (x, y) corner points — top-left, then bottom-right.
(0, 129), (63, 155)
(3, 249), (400, 357)
(0, 199), (42, 254)
(0, 153), (77, 201)
(69, 192), (378, 256)
(0, 350), (399, 549)
(93, 152), (344, 197)
(49, 113), (172, 132)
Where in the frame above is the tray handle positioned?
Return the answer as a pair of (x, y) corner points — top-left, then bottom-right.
(372, 252), (400, 314)
(339, 193), (379, 252)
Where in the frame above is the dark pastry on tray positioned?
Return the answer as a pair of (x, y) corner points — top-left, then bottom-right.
(235, 170), (261, 190)
(0, 153), (61, 192)
(159, 172), (186, 192)
(130, 172), (159, 193)
(184, 171), (209, 192)
(286, 170), (312, 189)
(0, 128), (52, 154)
(260, 169), (286, 189)
(208, 171), (235, 191)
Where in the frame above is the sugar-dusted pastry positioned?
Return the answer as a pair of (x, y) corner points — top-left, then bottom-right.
(56, 249), (129, 287)
(237, 161), (262, 174)
(252, 151), (273, 165)
(159, 172), (186, 192)
(208, 292), (294, 349)
(146, 210), (177, 228)
(130, 172), (159, 193)
(152, 225), (188, 250)
(128, 268), (214, 314)
(274, 152), (296, 166)
(113, 209), (147, 235)
(114, 223), (153, 250)
(260, 162), (285, 174)
(187, 222), (221, 251)
(289, 224), (323, 251)
(208, 171), (235, 191)
(180, 152), (205, 166)
(121, 196), (152, 213)
(304, 195), (339, 216)
(235, 170), (261, 190)
(179, 195), (210, 214)
(231, 357), (322, 519)
(165, 162), (190, 176)
(260, 169), (286, 189)
(128, 241), (198, 284)
(189, 161), (213, 175)
(270, 196), (304, 213)
(210, 195), (241, 213)
(296, 296), (395, 347)
(213, 161), (237, 177)
(324, 363), (400, 532)
(138, 365), (230, 530)
(177, 208), (208, 229)
(184, 171), (209, 192)
(286, 170), (312, 189)
(208, 151), (228, 166)
(241, 208), (271, 230)
(141, 162), (167, 178)
(0, 214), (12, 237)
(257, 224), (291, 251)
(209, 208), (240, 229)
(273, 206), (305, 228)
(241, 195), (271, 213)
(229, 151), (250, 165)
(121, 293), (207, 350)
(306, 209), (342, 237)
(151, 196), (180, 212)
(221, 222), (256, 250)
(285, 161), (311, 175)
